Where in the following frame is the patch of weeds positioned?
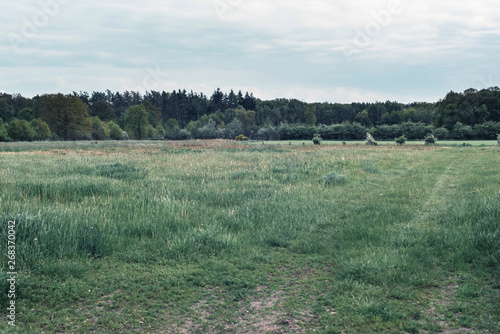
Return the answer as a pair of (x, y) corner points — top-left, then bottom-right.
(96, 162), (144, 180)
(457, 284), (483, 299)
(401, 320), (420, 334)
(80, 223), (105, 258)
(169, 148), (203, 154)
(34, 260), (89, 280)
(358, 300), (401, 322)
(320, 173), (346, 186)
(387, 289), (412, 301)
(265, 235), (291, 248)
(230, 171), (250, 180)
(232, 145), (291, 153)
(362, 160), (379, 174)
(166, 226), (238, 259)
(15, 176), (118, 202)
(79, 212), (107, 258)
(272, 167), (288, 174)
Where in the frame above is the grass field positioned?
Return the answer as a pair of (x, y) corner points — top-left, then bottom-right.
(1, 140), (499, 333)
(247, 140), (498, 147)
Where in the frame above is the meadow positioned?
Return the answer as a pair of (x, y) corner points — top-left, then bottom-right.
(0, 140), (499, 333)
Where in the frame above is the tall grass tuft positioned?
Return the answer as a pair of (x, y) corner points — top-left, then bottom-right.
(320, 172), (346, 186)
(79, 221), (105, 258)
(96, 161), (144, 180)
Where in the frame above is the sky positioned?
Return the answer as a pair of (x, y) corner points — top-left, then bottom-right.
(1, 0), (499, 103)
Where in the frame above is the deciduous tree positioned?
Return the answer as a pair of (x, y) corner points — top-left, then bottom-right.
(30, 118), (52, 141)
(38, 94), (91, 140)
(123, 105), (150, 139)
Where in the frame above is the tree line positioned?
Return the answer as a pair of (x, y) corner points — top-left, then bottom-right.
(0, 86), (499, 142)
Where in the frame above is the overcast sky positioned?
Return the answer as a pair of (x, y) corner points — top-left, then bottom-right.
(1, 0), (499, 103)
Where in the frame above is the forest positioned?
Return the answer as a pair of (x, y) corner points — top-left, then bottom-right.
(1, 86), (500, 142)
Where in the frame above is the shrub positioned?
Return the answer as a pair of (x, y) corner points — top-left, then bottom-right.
(432, 127), (450, 140)
(344, 122), (367, 140)
(366, 133), (377, 145)
(312, 133), (322, 145)
(256, 127), (279, 140)
(235, 134), (248, 141)
(8, 119), (34, 141)
(175, 129), (192, 140)
(395, 135), (407, 145)
(277, 124), (316, 140)
(30, 118), (52, 141)
(0, 119), (10, 141)
(108, 121), (124, 140)
(146, 125), (159, 139)
(451, 122), (473, 140)
(196, 119), (219, 139)
(473, 122), (500, 140)
(223, 119), (244, 139)
(155, 124), (166, 139)
(400, 121), (431, 140)
(424, 133), (436, 145)
(90, 116), (110, 140)
(371, 124), (403, 140)
(164, 119), (180, 139)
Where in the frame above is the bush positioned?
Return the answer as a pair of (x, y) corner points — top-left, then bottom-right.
(315, 123), (366, 140)
(155, 124), (166, 139)
(312, 133), (322, 145)
(8, 119), (34, 141)
(235, 134), (248, 141)
(30, 119), (52, 141)
(277, 124), (315, 140)
(400, 121), (432, 140)
(196, 119), (219, 139)
(164, 125), (180, 139)
(395, 135), (407, 145)
(164, 119), (180, 139)
(223, 119), (244, 139)
(146, 125), (158, 139)
(366, 133), (377, 145)
(0, 119), (10, 141)
(108, 121), (124, 140)
(424, 133), (436, 145)
(432, 127), (450, 140)
(473, 122), (500, 140)
(175, 129), (192, 140)
(256, 127), (279, 141)
(370, 124), (403, 140)
(451, 122), (473, 140)
(90, 116), (110, 140)
(344, 122), (367, 140)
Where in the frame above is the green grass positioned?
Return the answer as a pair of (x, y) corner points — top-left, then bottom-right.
(0, 140), (499, 333)
(247, 139), (498, 146)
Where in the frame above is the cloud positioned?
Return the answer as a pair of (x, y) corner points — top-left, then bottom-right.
(1, 0), (499, 102)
